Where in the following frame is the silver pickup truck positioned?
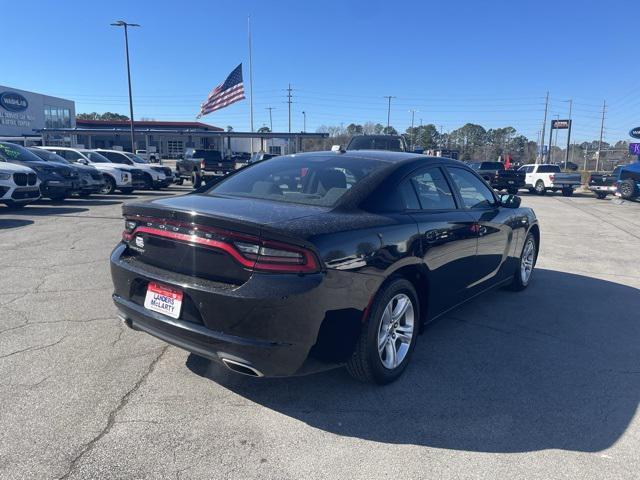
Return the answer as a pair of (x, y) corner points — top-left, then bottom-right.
(518, 164), (582, 196)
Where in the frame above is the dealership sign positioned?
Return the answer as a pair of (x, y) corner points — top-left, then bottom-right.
(630, 143), (640, 155)
(0, 91), (28, 112)
(551, 119), (571, 129)
(630, 127), (640, 139)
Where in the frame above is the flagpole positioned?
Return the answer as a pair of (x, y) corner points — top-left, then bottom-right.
(248, 16), (254, 154)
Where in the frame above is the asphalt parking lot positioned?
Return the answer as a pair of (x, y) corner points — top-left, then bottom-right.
(1, 188), (639, 480)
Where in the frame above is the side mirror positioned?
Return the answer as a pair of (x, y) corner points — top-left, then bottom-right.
(499, 194), (521, 208)
(331, 145), (344, 153)
(78, 158), (88, 165)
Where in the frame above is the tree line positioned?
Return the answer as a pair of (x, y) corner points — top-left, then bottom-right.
(312, 122), (635, 169)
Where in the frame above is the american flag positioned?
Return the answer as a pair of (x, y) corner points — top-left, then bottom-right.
(197, 64), (246, 118)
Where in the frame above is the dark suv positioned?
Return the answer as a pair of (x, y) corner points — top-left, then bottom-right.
(346, 135), (408, 152)
(0, 142), (78, 200)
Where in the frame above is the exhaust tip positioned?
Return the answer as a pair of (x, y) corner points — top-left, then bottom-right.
(221, 358), (263, 377)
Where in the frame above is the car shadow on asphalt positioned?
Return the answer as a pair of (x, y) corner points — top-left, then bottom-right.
(0, 205), (90, 216)
(0, 218), (34, 229)
(186, 268), (640, 453)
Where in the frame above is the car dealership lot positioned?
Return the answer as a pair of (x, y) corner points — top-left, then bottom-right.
(1, 189), (639, 479)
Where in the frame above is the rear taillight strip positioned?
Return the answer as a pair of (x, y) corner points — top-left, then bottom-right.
(123, 222), (319, 273)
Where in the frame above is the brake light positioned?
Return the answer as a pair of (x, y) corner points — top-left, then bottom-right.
(200, 160), (206, 169)
(549, 174), (555, 182)
(122, 217), (320, 273)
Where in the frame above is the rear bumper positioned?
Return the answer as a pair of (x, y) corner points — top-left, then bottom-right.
(110, 243), (377, 376)
(492, 179), (525, 189)
(589, 185), (616, 192)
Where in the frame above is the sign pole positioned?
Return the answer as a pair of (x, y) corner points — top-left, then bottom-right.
(565, 119), (572, 170)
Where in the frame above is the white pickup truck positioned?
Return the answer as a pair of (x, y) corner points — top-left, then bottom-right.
(135, 149), (160, 163)
(518, 164), (582, 196)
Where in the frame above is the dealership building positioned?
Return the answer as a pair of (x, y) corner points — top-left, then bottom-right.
(1, 84), (328, 157)
(0, 84), (75, 144)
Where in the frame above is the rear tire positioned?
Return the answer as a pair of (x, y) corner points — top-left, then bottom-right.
(528, 188), (535, 194)
(347, 278), (419, 384)
(619, 179), (638, 200)
(535, 180), (546, 195)
(192, 171), (202, 189)
(561, 187), (573, 197)
(595, 191), (608, 199)
(119, 188), (134, 194)
(507, 232), (537, 291)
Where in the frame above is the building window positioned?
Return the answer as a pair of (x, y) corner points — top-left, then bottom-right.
(268, 145), (282, 155)
(44, 107), (71, 128)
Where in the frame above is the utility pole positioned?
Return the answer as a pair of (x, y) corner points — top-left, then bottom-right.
(266, 107), (274, 131)
(266, 106), (274, 151)
(384, 96), (395, 129)
(596, 100), (606, 172)
(539, 91), (549, 163)
(302, 111), (306, 133)
(287, 84), (293, 133)
(110, 20), (140, 153)
(409, 109), (416, 150)
(565, 99), (573, 170)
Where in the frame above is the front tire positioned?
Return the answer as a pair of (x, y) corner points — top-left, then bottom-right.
(101, 176), (117, 195)
(508, 232), (537, 291)
(347, 278), (419, 384)
(535, 180), (546, 195)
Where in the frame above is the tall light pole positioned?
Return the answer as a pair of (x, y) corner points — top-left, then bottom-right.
(111, 20), (140, 153)
(302, 111), (307, 133)
(266, 107), (274, 151)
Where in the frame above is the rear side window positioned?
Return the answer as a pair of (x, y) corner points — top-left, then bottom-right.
(409, 167), (456, 210)
(446, 167), (496, 209)
(538, 165), (560, 173)
(100, 151), (128, 164)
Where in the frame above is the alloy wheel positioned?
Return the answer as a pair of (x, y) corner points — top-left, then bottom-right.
(520, 238), (536, 284)
(377, 294), (415, 370)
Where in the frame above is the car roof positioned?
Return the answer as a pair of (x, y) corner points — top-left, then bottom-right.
(290, 149), (459, 165)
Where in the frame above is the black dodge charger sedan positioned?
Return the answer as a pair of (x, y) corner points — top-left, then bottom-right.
(111, 151), (539, 384)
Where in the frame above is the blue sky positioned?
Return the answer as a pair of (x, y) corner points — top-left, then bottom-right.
(4, 0), (638, 143)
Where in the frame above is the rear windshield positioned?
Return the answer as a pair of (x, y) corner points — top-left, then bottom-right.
(207, 155), (388, 206)
(29, 148), (70, 163)
(0, 142), (43, 162)
(348, 136), (404, 152)
(125, 152), (149, 163)
(538, 165), (561, 173)
(83, 151), (112, 163)
(481, 162), (504, 170)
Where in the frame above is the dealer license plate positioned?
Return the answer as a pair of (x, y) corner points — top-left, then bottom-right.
(144, 282), (183, 319)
